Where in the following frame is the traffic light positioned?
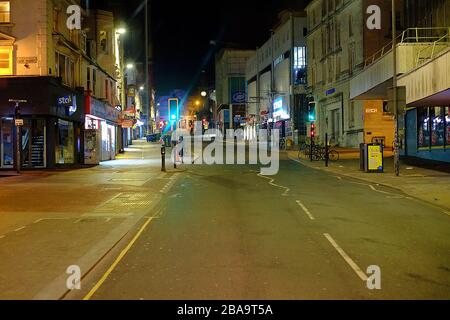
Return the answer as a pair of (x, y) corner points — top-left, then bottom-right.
(168, 98), (179, 123)
(310, 123), (316, 138)
(308, 101), (316, 122)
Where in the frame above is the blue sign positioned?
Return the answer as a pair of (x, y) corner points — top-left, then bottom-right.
(232, 91), (246, 104)
(58, 95), (77, 116)
(326, 88), (336, 96)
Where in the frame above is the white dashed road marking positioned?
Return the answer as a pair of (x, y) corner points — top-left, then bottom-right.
(323, 233), (368, 282)
(296, 200), (315, 220)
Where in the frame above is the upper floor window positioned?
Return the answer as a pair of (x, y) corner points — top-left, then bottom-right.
(294, 47), (307, 85)
(55, 52), (74, 87)
(99, 31), (109, 54)
(0, 46), (12, 75)
(0, 1), (10, 23)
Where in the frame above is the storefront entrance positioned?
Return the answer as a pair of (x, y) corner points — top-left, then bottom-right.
(0, 118), (13, 168)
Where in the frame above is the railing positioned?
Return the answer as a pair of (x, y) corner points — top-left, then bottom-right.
(363, 27), (450, 69)
(415, 33), (450, 67)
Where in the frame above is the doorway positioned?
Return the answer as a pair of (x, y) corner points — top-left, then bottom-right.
(1, 118), (14, 168)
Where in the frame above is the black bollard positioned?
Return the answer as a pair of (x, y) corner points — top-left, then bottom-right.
(161, 146), (166, 172)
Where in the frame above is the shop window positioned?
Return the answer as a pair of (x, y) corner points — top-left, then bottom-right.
(56, 119), (74, 164)
(0, 1), (10, 23)
(430, 106), (444, 147)
(0, 47), (12, 75)
(446, 107), (450, 146)
(417, 108), (430, 148)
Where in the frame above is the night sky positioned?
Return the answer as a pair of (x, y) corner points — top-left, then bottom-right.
(87, 0), (310, 95)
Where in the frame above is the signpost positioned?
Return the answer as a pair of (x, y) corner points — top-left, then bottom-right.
(9, 99), (28, 174)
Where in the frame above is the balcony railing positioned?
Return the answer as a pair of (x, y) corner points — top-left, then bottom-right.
(363, 27), (450, 69)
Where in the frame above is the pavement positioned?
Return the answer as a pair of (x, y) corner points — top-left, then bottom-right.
(288, 150), (450, 211)
(0, 140), (181, 299)
(1, 140), (449, 300)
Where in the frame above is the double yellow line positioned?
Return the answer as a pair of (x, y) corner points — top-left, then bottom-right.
(83, 217), (154, 300)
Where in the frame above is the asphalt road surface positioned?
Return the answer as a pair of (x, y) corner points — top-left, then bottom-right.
(71, 148), (450, 300)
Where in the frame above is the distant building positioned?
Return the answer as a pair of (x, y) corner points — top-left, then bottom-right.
(215, 48), (255, 132)
(246, 10), (308, 143)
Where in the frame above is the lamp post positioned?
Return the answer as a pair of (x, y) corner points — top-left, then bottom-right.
(392, 0), (400, 176)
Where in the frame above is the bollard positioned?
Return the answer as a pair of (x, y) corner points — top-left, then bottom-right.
(173, 141), (177, 169)
(161, 146), (167, 172)
(325, 133), (329, 167)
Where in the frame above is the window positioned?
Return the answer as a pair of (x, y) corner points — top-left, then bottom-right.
(348, 101), (355, 128)
(348, 14), (353, 37)
(336, 19), (341, 48)
(348, 45), (355, 75)
(0, 1), (10, 23)
(430, 107), (444, 147)
(446, 107), (450, 146)
(92, 69), (97, 96)
(294, 47), (307, 85)
(99, 31), (108, 53)
(55, 52), (74, 87)
(87, 67), (91, 93)
(53, 8), (59, 31)
(0, 47), (12, 75)
(417, 108), (430, 148)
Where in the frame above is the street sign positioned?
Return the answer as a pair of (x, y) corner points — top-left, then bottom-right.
(15, 119), (24, 126)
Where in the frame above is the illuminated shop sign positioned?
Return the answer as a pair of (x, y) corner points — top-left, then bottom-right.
(58, 95), (77, 116)
(273, 96), (289, 120)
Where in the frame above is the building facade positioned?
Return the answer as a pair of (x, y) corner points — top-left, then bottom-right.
(215, 48), (255, 133)
(0, 1), (125, 169)
(306, 0), (396, 148)
(246, 11), (308, 144)
(349, 0), (450, 163)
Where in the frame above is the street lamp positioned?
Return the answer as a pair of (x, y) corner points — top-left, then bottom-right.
(200, 91), (207, 97)
(116, 27), (126, 35)
(126, 63), (135, 70)
(139, 86), (144, 91)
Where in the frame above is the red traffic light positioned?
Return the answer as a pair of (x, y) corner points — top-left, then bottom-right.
(310, 123), (316, 138)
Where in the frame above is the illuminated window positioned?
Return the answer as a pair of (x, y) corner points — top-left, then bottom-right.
(0, 47), (12, 75)
(0, 1), (10, 23)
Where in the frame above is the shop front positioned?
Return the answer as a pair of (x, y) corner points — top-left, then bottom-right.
(85, 95), (121, 164)
(0, 77), (84, 169)
(273, 96), (290, 138)
(404, 106), (450, 163)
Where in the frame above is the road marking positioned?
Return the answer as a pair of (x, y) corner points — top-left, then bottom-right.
(257, 174), (290, 196)
(368, 184), (400, 197)
(14, 226), (26, 232)
(34, 219), (43, 224)
(335, 176), (342, 180)
(296, 200), (315, 220)
(0, 235), (5, 239)
(323, 233), (368, 282)
(83, 216), (154, 300)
